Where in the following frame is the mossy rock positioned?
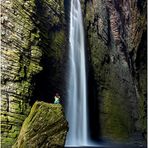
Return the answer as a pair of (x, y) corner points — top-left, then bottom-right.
(13, 101), (68, 148)
(101, 89), (133, 141)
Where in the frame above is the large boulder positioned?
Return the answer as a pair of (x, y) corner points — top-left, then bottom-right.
(13, 101), (68, 148)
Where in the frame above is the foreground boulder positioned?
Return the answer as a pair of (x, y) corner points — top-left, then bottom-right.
(13, 101), (68, 148)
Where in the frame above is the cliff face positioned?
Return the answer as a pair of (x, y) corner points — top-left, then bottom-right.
(13, 102), (68, 148)
(1, 0), (42, 146)
(1, 0), (147, 146)
(1, 0), (66, 147)
(83, 0), (146, 141)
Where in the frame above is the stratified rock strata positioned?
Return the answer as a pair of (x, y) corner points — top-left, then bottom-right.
(1, 0), (42, 146)
(1, 0), (66, 147)
(13, 101), (68, 148)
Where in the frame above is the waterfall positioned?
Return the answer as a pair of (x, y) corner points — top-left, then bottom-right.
(65, 0), (89, 146)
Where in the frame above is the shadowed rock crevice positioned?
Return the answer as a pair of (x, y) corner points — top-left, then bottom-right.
(29, 0), (67, 105)
(88, 65), (101, 141)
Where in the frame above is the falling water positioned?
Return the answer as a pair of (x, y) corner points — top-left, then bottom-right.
(65, 0), (89, 146)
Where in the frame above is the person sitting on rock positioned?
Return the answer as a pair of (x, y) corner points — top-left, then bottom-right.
(54, 93), (60, 104)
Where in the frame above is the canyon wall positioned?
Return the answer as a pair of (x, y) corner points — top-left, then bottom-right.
(83, 0), (147, 141)
(1, 0), (66, 147)
(1, 0), (147, 147)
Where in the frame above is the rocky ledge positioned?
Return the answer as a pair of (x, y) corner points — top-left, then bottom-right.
(12, 101), (68, 148)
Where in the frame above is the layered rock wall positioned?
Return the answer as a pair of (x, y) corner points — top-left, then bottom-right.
(1, 0), (66, 147)
(1, 0), (42, 146)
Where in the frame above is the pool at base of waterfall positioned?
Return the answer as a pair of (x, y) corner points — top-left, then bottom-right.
(65, 145), (102, 148)
(65, 144), (146, 148)
(65, 141), (146, 148)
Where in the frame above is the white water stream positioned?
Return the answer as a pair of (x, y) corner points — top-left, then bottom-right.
(65, 0), (89, 146)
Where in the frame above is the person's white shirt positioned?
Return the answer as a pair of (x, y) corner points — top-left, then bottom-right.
(55, 96), (59, 101)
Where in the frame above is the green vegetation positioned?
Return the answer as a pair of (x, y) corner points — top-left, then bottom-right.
(13, 101), (68, 148)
